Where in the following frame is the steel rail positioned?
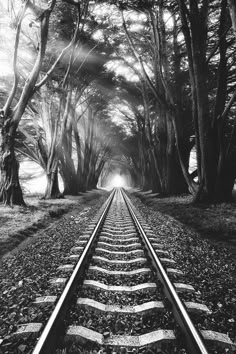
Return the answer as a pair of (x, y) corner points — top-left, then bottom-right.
(121, 188), (209, 354)
(32, 188), (116, 354)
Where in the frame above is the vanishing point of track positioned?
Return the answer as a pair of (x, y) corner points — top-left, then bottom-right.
(8, 188), (235, 353)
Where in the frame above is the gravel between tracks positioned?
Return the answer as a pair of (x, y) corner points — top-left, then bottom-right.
(128, 191), (236, 345)
(79, 287), (163, 305)
(67, 306), (175, 335)
(86, 270), (155, 286)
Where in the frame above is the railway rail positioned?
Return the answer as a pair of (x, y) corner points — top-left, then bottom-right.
(2, 188), (235, 353)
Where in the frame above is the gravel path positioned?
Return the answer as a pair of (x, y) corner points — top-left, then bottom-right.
(128, 191), (236, 345)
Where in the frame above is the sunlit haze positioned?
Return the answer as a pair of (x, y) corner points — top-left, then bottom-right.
(106, 174), (128, 189)
(111, 175), (126, 187)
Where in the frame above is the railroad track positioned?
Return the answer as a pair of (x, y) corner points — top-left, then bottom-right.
(4, 188), (235, 353)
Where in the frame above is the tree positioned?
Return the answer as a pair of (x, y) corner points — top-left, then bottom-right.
(0, 0), (57, 205)
(18, 86), (64, 199)
(4, 0), (236, 203)
(0, 0), (90, 205)
(74, 89), (114, 192)
(228, 0), (236, 36)
(177, 0), (236, 201)
(105, 4), (191, 195)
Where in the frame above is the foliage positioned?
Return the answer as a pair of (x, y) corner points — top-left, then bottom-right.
(2, 0), (236, 204)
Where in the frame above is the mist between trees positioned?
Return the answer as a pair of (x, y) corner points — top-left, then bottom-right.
(1, 0), (236, 206)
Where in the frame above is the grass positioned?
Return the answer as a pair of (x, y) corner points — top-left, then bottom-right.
(0, 189), (108, 261)
(134, 191), (236, 255)
(0, 194), (78, 259)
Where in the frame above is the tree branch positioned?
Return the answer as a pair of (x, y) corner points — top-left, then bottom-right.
(3, 0), (30, 116)
(62, 0), (80, 6)
(12, 0), (57, 124)
(121, 10), (167, 107)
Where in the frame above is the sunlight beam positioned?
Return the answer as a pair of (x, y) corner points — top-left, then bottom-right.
(110, 175), (126, 188)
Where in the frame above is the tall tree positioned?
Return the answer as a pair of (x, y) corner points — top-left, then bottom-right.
(0, 0), (90, 205)
(0, 0), (56, 205)
(177, 0), (236, 201)
(108, 4), (192, 194)
(228, 0), (236, 36)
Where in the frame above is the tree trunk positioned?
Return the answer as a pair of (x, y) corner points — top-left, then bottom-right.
(194, 61), (217, 201)
(60, 170), (78, 195)
(44, 169), (62, 199)
(0, 115), (25, 206)
(177, 1), (219, 202)
(228, 0), (236, 37)
(59, 156), (78, 195)
(214, 162), (236, 202)
(191, 19), (216, 200)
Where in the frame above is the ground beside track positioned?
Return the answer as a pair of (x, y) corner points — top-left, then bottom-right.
(0, 189), (109, 261)
(132, 190), (236, 256)
(0, 188), (235, 349)
(0, 189), (109, 343)
(128, 189), (236, 345)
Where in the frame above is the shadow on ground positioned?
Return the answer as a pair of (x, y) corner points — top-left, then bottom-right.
(131, 189), (236, 256)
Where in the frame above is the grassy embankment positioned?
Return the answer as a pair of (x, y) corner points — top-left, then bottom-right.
(0, 190), (105, 260)
(133, 190), (236, 257)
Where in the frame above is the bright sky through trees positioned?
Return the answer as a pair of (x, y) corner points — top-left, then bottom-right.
(108, 174), (127, 188)
(0, 0), (35, 78)
(0, 1), (14, 76)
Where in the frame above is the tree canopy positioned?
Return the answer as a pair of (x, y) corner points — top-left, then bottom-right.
(1, 0), (236, 205)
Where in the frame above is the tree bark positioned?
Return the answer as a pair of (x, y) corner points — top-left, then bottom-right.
(59, 123), (78, 195)
(177, 0), (221, 202)
(0, 113), (25, 206)
(228, 0), (236, 37)
(60, 166), (78, 195)
(214, 152), (236, 202)
(44, 169), (63, 199)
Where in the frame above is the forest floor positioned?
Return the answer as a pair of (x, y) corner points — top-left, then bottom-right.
(0, 189), (108, 261)
(132, 189), (236, 259)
